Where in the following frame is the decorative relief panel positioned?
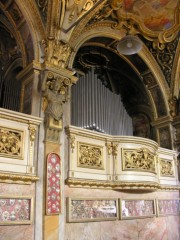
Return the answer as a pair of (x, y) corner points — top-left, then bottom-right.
(123, 148), (156, 173)
(0, 196), (33, 225)
(160, 159), (174, 176)
(78, 142), (103, 169)
(0, 127), (23, 159)
(46, 153), (61, 215)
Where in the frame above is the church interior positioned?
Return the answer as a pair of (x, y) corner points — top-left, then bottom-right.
(0, 0), (179, 239)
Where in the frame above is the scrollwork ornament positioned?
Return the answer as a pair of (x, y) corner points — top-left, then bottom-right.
(145, 37), (179, 86)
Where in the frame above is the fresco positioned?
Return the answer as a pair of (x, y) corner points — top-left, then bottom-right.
(124, 0), (178, 31)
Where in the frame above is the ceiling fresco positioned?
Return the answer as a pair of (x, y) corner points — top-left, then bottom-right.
(116, 0), (179, 31)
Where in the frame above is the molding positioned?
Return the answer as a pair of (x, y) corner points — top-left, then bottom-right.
(0, 172), (39, 184)
(66, 178), (180, 191)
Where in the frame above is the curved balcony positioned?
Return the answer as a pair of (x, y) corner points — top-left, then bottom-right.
(65, 125), (180, 191)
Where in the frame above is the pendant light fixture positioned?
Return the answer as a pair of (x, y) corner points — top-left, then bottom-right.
(117, 1), (142, 55)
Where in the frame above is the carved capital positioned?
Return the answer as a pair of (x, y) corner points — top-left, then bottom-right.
(45, 40), (72, 68)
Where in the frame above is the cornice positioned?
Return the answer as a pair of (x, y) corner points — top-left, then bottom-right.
(0, 173), (39, 185)
(66, 178), (180, 191)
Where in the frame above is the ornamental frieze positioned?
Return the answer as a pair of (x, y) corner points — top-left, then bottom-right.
(78, 143), (103, 169)
(123, 148), (156, 173)
(0, 127), (23, 159)
(160, 159), (174, 176)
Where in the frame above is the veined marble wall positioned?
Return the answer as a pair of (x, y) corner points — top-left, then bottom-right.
(64, 187), (180, 240)
(0, 183), (35, 240)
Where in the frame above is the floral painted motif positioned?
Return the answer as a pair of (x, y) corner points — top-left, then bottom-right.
(46, 153), (61, 215)
(68, 198), (118, 222)
(158, 199), (180, 215)
(0, 198), (31, 224)
(121, 199), (155, 218)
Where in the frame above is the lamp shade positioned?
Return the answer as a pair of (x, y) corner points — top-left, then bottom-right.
(117, 35), (142, 55)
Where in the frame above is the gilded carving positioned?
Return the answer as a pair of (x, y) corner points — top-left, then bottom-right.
(0, 127), (22, 159)
(0, 173), (39, 185)
(28, 126), (36, 142)
(67, 0), (96, 23)
(168, 96), (178, 117)
(48, 40), (72, 68)
(70, 135), (76, 152)
(123, 148), (156, 172)
(36, 0), (48, 21)
(106, 143), (112, 155)
(160, 159), (174, 176)
(78, 143), (103, 169)
(112, 143), (118, 156)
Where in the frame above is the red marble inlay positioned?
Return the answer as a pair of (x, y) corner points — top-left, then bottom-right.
(0, 198), (31, 223)
(46, 152), (61, 215)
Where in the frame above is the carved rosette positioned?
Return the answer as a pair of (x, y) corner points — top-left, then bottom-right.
(123, 148), (156, 173)
(160, 159), (174, 176)
(78, 143), (103, 169)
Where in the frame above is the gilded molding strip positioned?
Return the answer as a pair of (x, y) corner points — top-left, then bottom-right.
(66, 178), (180, 191)
(0, 173), (39, 185)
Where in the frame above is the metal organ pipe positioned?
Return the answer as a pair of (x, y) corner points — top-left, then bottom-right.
(71, 69), (133, 136)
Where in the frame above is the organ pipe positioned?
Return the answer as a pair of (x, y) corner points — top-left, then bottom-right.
(71, 68), (133, 136)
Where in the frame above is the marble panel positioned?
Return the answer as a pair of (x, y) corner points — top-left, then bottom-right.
(0, 225), (34, 240)
(137, 217), (168, 240)
(100, 220), (138, 240)
(166, 215), (180, 240)
(65, 222), (101, 240)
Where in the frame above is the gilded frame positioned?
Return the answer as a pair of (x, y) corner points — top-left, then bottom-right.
(120, 199), (156, 220)
(156, 198), (180, 216)
(0, 195), (33, 225)
(67, 198), (119, 222)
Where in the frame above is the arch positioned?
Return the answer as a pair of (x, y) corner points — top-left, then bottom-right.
(68, 25), (170, 120)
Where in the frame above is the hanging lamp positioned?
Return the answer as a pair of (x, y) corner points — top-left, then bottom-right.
(117, 1), (142, 55)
